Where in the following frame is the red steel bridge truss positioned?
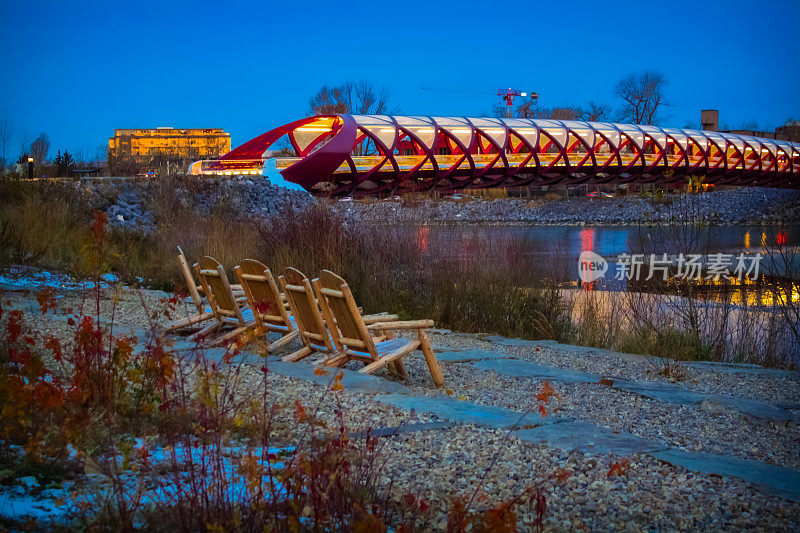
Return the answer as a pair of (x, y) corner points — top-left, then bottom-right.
(190, 115), (800, 196)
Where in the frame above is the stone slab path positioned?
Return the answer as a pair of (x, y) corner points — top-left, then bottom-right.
(486, 336), (798, 378)
(515, 421), (665, 456)
(247, 351), (800, 503)
(447, 340), (799, 423)
(650, 449), (800, 503)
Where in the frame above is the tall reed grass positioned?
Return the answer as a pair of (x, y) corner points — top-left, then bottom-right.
(0, 215), (549, 530)
(0, 177), (572, 342)
(1, 177), (797, 368)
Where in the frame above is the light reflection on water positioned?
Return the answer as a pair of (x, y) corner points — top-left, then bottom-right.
(419, 224), (800, 308)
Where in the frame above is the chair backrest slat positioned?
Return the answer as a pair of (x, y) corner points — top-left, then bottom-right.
(280, 267), (334, 353)
(195, 256), (244, 325)
(316, 270), (378, 359)
(235, 259), (291, 330)
(177, 246), (204, 314)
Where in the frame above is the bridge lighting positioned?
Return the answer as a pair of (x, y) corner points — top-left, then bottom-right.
(198, 114), (800, 193)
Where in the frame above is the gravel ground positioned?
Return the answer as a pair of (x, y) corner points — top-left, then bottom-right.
(375, 332), (800, 470)
(4, 284), (800, 531)
(372, 426), (799, 531)
(422, 332), (800, 404)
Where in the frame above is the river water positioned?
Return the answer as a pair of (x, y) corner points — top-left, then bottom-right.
(420, 224), (800, 301)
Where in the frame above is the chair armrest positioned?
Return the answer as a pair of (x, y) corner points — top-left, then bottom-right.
(366, 319), (434, 330)
(362, 314), (400, 324)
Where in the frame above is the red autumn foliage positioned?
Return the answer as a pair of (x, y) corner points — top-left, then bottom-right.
(554, 468), (571, 483)
(607, 458), (631, 478)
(447, 486), (546, 533)
(536, 380), (558, 417)
(332, 370), (344, 391)
(0, 214), (552, 530)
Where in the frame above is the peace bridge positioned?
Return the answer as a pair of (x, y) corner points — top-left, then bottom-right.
(190, 115), (800, 196)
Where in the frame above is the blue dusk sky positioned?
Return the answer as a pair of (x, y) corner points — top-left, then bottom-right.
(1, 0), (798, 160)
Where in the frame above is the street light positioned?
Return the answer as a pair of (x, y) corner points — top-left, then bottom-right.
(27, 157), (33, 180)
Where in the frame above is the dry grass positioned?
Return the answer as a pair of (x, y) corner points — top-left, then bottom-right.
(0, 178), (572, 342)
(1, 177), (796, 368)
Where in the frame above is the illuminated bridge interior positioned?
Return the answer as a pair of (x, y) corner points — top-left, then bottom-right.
(190, 115), (800, 196)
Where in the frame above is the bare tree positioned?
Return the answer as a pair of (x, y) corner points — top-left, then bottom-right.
(308, 82), (391, 156)
(0, 118), (12, 170)
(19, 131), (32, 160)
(615, 71), (667, 125)
(503, 101), (609, 122)
(581, 101), (611, 122)
(531, 107), (583, 120)
(30, 133), (50, 164)
(512, 104), (584, 121)
(492, 103), (512, 118)
(548, 107), (583, 121)
(308, 81), (390, 116)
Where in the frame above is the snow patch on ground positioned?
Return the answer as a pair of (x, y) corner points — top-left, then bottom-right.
(0, 265), (120, 293)
(0, 441), (295, 525)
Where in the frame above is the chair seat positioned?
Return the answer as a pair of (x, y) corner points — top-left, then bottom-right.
(375, 337), (412, 354)
(348, 337), (411, 359)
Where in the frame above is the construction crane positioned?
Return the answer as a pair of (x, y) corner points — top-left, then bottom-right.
(421, 86), (539, 118)
(498, 88), (539, 118)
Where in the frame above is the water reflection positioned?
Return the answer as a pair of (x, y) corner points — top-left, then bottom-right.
(420, 224), (800, 309)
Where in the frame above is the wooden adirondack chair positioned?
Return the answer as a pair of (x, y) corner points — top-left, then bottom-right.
(190, 256), (254, 347)
(166, 246), (246, 332)
(234, 259), (299, 353)
(278, 267), (401, 364)
(314, 270), (444, 387)
(278, 267), (338, 363)
(165, 246), (215, 332)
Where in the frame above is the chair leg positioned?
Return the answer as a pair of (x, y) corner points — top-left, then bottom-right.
(267, 329), (300, 353)
(166, 311), (214, 332)
(359, 343), (418, 375)
(323, 353), (350, 367)
(418, 329), (444, 387)
(283, 346), (313, 362)
(189, 322), (220, 343)
(392, 360), (408, 380)
(211, 325), (251, 348)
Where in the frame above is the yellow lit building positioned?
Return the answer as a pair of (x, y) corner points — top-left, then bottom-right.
(108, 127), (231, 166)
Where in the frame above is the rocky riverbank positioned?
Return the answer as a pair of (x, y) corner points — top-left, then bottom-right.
(69, 176), (800, 230)
(1, 278), (798, 530)
(335, 187), (800, 226)
(77, 175), (314, 231)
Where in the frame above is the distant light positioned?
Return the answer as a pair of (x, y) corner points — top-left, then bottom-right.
(520, 92), (527, 97)
(27, 157), (33, 162)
